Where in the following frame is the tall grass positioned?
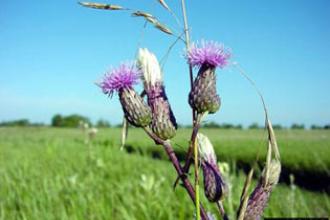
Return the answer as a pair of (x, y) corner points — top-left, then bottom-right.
(0, 127), (329, 219)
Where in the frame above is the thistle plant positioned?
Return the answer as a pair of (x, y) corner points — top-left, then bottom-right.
(81, 1), (281, 219)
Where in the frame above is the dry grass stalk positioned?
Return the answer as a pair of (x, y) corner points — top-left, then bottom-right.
(131, 10), (154, 18)
(78, 2), (125, 10)
(154, 22), (173, 35)
(237, 169), (254, 220)
(233, 63), (281, 219)
(132, 11), (173, 35)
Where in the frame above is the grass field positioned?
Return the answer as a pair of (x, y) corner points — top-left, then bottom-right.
(122, 128), (330, 192)
(0, 127), (329, 219)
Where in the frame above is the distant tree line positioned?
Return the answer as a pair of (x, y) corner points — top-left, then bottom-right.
(51, 114), (112, 128)
(195, 121), (330, 130)
(1, 116), (329, 130)
(200, 122), (243, 129)
(0, 119), (45, 127)
(51, 114), (91, 127)
(0, 114), (111, 128)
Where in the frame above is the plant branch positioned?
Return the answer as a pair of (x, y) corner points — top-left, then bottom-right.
(173, 112), (205, 188)
(216, 201), (229, 220)
(143, 127), (209, 220)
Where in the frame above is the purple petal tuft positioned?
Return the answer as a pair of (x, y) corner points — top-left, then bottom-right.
(186, 40), (231, 68)
(99, 62), (141, 96)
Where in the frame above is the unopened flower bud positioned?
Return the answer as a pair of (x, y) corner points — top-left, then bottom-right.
(197, 133), (216, 162)
(118, 88), (152, 127)
(99, 62), (152, 127)
(197, 133), (228, 202)
(186, 40), (230, 114)
(137, 48), (177, 140)
(244, 160), (281, 220)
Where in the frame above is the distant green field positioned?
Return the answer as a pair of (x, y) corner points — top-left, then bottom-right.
(119, 127), (330, 191)
(0, 127), (329, 219)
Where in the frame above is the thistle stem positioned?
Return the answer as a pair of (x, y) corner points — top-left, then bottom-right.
(194, 132), (200, 220)
(120, 118), (128, 150)
(174, 112), (206, 188)
(216, 201), (229, 220)
(173, 116), (201, 188)
(143, 127), (209, 220)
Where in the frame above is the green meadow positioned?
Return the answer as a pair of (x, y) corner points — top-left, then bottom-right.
(0, 127), (329, 219)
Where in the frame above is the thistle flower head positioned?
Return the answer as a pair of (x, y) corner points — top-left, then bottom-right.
(99, 62), (141, 96)
(197, 133), (217, 162)
(186, 40), (231, 68)
(137, 48), (162, 86)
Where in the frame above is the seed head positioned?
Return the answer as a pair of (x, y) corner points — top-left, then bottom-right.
(137, 48), (162, 88)
(137, 48), (177, 140)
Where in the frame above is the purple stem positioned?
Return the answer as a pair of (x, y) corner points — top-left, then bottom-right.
(143, 128), (209, 220)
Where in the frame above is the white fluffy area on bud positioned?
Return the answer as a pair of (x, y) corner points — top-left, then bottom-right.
(197, 133), (217, 162)
(262, 159), (281, 186)
(137, 48), (162, 86)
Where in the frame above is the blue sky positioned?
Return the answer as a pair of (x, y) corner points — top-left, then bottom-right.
(0, 0), (329, 126)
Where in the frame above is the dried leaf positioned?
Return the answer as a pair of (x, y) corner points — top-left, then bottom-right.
(266, 118), (280, 161)
(154, 22), (173, 35)
(157, 0), (170, 11)
(131, 11), (157, 25)
(263, 142), (272, 186)
(131, 11), (172, 35)
(79, 2), (125, 10)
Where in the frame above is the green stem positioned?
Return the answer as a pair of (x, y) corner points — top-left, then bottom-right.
(194, 133), (200, 220)
(143, 127), (209, 220)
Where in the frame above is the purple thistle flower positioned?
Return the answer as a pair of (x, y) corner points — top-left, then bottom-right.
(100, 62), (141, 96)
(186, 40), (231, 68)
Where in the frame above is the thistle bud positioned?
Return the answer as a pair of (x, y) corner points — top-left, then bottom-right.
(118, 88), (152, 127)
(197, 133), (228, 202)
(137, 48), (177, 140)
(244, 160), (281, 220)
(186, 40), (231, 114)
(99, 62), (152, 127)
